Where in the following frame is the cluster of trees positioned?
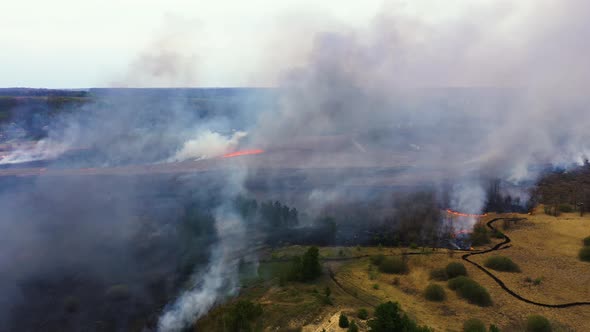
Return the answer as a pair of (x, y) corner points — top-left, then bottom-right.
(532, 163), (590, 216)
(284, 246), (322, 282)
(368, 301), (433, 332)
(234, 196), (299, 228)
(484, 179), (532, 213)
(223, 300), (263, 332)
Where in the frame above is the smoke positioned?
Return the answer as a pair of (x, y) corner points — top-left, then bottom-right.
(0, 139), (70, 164)
(250, 0), (590, 215)
(112, 14), (202, 87)
(169, 130), (247, 162)
(4, 1), (590, 330)
(157, 208), (247, 332)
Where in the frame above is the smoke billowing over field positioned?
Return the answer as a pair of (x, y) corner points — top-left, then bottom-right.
(2, 1), (590, 331)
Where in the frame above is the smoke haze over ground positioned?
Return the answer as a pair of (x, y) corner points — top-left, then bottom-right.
(2, 1), (590, 330)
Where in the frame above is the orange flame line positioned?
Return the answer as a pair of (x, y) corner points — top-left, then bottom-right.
(446, 209), (488, 218)
(221, 149), (265, 158)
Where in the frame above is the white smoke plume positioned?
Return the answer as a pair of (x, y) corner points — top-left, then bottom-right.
(157, 205), (247, 332)
(169, 130), (247, 162)
(0, 139), (71, 165)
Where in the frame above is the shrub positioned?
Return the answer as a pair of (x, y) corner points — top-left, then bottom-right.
(583, 236), (590, 246)
(492, 229), (505, 239)
(379, 257), (408, 274)
(368, 301), (433, 332)
(579, 246), (590, 262)
(489, 324), (500, 332)
(558, 204), (573, 213)
(429, 268), (448, 281)
(424, 284), (446, 302)
(287, 246), (323, 281)
(348, 320), (359, 332)
(370, 254), (385, 265)
(462, 318), (486, 332)
(339, 313), (350, 328)
(446, 262), (467, 278)
(471, 224), (491, 246)
(357, 308), (369, 320)
(484, 255), (521, 272)
(526, 315), (552, 332)
(224, 300), (263, 332)
(410, 243), (419, 250)
(373, 283), (380, 290)
(448, 277), (492, 306)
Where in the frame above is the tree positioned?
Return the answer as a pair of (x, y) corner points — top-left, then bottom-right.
(224, 300), (263, 332)
(339, 313), (350, 328)
(368, 301), (433, 332)
(348, 320), (359, 332)
(300, 246), (322, 281)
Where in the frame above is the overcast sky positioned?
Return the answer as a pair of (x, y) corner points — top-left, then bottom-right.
(0, 0), (490, 88)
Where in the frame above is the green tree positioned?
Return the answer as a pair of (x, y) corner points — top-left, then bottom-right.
(224, 300), (263, 332)
(368, 301), (432, 332)
(348, 320), (359, 332)
(300, 246), (322, 281)
(339, 313), (350, 328)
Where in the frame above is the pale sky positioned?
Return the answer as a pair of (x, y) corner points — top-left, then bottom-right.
(0, 0), (483, 88)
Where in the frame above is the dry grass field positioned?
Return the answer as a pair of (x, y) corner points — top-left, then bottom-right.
(198, 208), (590, 331)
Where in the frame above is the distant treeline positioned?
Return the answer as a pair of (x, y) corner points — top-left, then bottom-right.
(532, 162), (590, 215)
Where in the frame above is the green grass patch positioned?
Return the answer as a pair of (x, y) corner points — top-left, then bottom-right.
(579, 246), (590, 262)
(429, 268), (448, 281)
(462, 318), (486, 332)
(424, 284), (446, 302)
(446, 262), (467, 278)
(448, 277), (492, 307)
(526, 315), (552, 332)
(484, 255), (521, 272)
(378, 257), (409, 274)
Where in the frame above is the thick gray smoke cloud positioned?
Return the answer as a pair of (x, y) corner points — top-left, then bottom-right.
(251, 0), (590, 216)
(3, 1), (590, 330)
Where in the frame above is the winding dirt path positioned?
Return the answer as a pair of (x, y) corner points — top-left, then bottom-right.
(462, 217), (590, 308)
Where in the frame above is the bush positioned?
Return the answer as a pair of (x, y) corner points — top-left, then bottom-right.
(373, 283), (380, 290)
(429, 268), (448, 281)
(287, 246), (323, 281)
(583, 236), (590, 246)
(489, 324), (500, 332)
(526, 315), (552, 332)
(224, 300), (263, 332)
(424, 284), (446, 302)
(471, 224), (491, 246)
(558, 204), (573, 213)
(370, 254), (385, 266)
(410, 243), (419, 250)
(462, 318), (486, 332)
(579, 246), (590, 262)
(446, 262), (468, 278)
(484, 255), (521, 272)
(379, 257), (408, 274)
(357, 308), (369, 320)
(448, 277), (492, 306)
(348, 320), (359, 332)
(368, 301), (433, 332)
(339, 313), (350, 328)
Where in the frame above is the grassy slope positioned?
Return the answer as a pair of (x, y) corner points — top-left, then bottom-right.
(197, 209), (590, 331)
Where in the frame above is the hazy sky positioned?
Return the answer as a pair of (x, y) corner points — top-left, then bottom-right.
(1, 0), (485, 88)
